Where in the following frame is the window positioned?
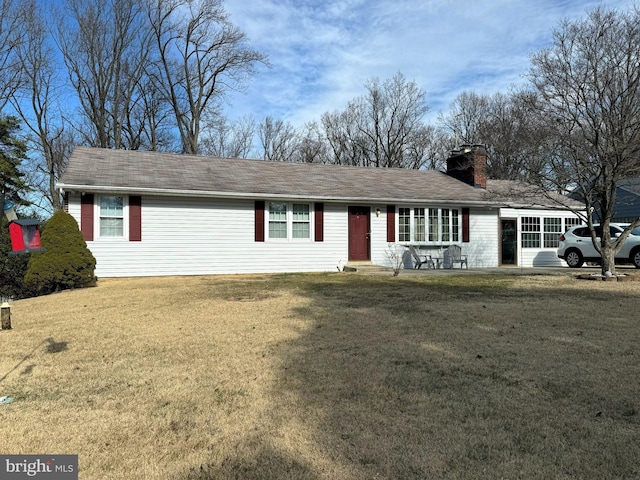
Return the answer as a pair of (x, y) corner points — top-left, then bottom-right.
(441, 209), (451, 242)
(292, 204), (310, 238)
(400, 207), (460, 244)
(543, 217), (563, 248)
(399, 208), (410, 241)
(414, 208), (425, 242)
(521, 217), (540, 248)
(268, 202), (312, 240)
(268, 203), (287, 239)
(100, 196), (124, 237)
(522, 216), (583, 249)
(428, 208), (439, 241)
(565, 217), (582, 230)
(452, 210), (460, 241)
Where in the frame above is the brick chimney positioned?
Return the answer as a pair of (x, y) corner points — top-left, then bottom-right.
(446, 144), (487, 189)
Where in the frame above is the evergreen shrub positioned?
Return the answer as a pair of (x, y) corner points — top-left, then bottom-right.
(24, 210), (96, 296)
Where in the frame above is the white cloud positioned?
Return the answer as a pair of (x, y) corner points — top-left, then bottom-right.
(224, 0), (638, 126)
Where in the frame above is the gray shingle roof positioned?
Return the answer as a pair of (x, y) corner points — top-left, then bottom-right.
(58, 147), (582, 209)
(59, 147), (499, 205)
(485, 179), (584, 209)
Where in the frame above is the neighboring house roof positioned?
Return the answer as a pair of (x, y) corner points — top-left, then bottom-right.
(58, 147), (581, 209)
(617, 178), (640, 196)
(485, 179), (585, 210)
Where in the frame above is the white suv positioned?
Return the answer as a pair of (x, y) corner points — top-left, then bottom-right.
(557, 224), (640, 268)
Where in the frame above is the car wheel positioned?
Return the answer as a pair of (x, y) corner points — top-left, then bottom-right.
(631, 248), (640, 268)
(565, 249), (584, 268)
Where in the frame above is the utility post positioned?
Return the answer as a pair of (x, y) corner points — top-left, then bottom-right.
(1, 302), (10, 330)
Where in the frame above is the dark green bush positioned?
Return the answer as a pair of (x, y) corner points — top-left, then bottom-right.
(24, 210), (96, 296)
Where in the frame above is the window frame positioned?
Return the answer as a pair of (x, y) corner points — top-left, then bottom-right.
(521, 216), (583, 249)
(521, 216), (541, 248)
(398, 206), (461, 244)
(97, 195), (127, 239)
(543, 217), (563, 248)
(266, 201), (314, 241)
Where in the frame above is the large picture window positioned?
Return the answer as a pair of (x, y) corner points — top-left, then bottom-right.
(400, 207), (460, 244)
(268, 202), (312, 240)
(99, 196), (124, 237)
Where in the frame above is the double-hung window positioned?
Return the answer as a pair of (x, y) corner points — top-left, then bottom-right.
(414, 208), (426, 242)
(292, 204), (310, 238)
(521, 217), (541, 248)
(543, 218), (563, 248)
(100, 196), (124, 237)
(268, 203), (287, 239)
(268, 202), (312, 240)
(399, 208), (411, 241)
(520, 216), (582, 249)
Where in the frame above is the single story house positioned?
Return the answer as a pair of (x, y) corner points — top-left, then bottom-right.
(57, 145), (584, 277)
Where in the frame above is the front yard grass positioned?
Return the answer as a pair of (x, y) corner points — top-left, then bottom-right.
(0, 272), (638, 479)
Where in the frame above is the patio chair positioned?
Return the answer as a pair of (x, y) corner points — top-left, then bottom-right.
(407, 246), (435, 269)
(443, 245), (468, 269)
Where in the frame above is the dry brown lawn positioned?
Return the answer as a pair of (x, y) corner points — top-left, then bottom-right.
(0, 271), (638, 479)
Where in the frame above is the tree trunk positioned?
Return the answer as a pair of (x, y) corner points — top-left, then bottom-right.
(600, 244), (616, 275)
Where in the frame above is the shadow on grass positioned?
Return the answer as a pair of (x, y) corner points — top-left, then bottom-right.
(271, 274), (640, 479)
(0, 337), (68, 383)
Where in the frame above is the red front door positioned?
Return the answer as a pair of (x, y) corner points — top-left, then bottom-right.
(348, 206), (370, 261)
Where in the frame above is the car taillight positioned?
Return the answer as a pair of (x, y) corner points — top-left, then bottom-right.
(559, 234), (566, 241)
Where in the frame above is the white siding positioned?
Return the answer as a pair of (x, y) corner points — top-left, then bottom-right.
(371, 205), (501, 269)
(500, 208), (582, 267)
(68, 194), (348, 277)
(467, 209), (500, 268)
(67, 193), (581, 276)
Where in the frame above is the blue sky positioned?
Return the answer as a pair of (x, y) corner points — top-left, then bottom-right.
(223, 0), (637, 126)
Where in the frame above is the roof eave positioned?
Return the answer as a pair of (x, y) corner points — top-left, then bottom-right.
(56, 183), (501, 208)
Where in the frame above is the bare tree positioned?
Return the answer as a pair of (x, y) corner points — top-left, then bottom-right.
(529, 6), (640, 274)
(439, 90), (552, 181)
(320, 73), (430, 168)
(405, 124), (450, 171)
(0, 0), (23, 110)
(297, 121), (329, 164)
(128, 76), (178, 151)
(258, 116), (299, 162)
(10, 0), (72, 212)
(357, 73), (429, 168)
(200, 114), (255, 158)
(438, 91), (489, 149)
(145, 0), (267, 155)
(57, 0), (152, 150)
(321, 105), (368, 166)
